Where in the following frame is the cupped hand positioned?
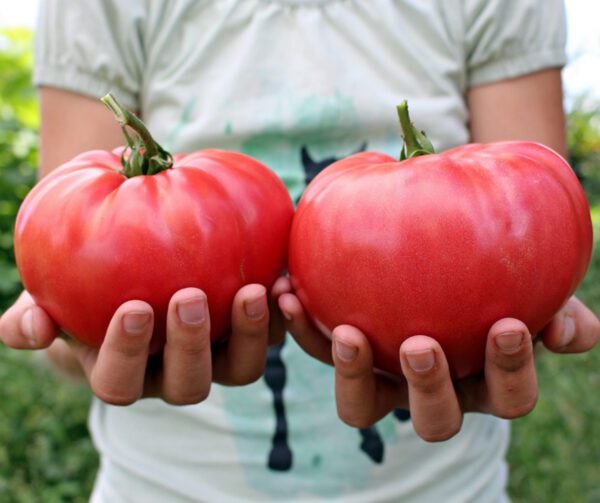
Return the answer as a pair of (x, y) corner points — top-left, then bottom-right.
(0, 277), (291, 406)
(279, 293), (599, 442)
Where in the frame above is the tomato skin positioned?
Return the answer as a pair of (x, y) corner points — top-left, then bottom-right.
(15, 149), (294, 353)
(289, 142), (593, 379)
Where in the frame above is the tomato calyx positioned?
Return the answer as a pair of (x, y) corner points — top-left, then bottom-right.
(398, 100), (436, 160)
(101, 92), (173, 177)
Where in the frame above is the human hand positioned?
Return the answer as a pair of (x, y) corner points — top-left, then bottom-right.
(0, 277), (290, 405)
(278, 293), (599, 442)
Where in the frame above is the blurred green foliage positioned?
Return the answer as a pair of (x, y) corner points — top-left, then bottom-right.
(0, 29), (99, 502)
(0, 28), (38, 308)
(0, 27), (599, 503)
(569, 98), (600, 206)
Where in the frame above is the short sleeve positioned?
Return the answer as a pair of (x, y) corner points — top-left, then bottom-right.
(464, 0), (567, 87)
(33, 0), (146, 109)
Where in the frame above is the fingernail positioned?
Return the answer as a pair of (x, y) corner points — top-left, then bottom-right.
(21, 308), (36, 345)
(177, 297), (207, 325)
(123, 312), (151, 334)
(280, 308), (292, 321)
(335, 337), (357, 362)
(244, 295), (266, 320)
(496, 331), (524, 353)
(406, 349), (435, 372)
(561, 315), (575, 348)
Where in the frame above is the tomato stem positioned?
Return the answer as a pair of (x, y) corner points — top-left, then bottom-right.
(397, 100), (435, 160)
(101, 93), (173, 177)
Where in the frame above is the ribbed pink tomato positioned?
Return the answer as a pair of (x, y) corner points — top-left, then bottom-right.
(289, 103), (592, 378)
(14, 94), (294, 353)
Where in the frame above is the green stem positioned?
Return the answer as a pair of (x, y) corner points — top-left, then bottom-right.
(101, 93), (173, 177)
(397, 100), (435, 160)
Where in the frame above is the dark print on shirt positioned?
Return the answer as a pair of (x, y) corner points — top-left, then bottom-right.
(264, 340), (293, 471)
(297, 142), (367, 202)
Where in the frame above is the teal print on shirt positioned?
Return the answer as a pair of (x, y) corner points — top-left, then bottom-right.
(239, 90), (363, 203)
(217, 90), (412, 498)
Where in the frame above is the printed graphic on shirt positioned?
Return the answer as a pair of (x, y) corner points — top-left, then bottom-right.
(239, 91), (363, 203)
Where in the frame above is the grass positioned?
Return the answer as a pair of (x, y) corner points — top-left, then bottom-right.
(507, 211), (600, 503)
(0, 213), (598, 502)
(0, 349), (97, 502)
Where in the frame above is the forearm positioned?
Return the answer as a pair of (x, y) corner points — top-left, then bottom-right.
(467, 68), (567, 156)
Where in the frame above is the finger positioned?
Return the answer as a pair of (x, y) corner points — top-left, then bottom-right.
(89, 301), (154, 405)
(268, 276), (292, 346)
(483, 318), (538, 419)
(0, 291), (58, 349)
(213, 284), (269, 385)
(161, 288), (212, 404)
(399, 336), (463, 442)
(541, 296), (600, 353)
(333, 325), (405, 428)
(279, 292), (332, 364)
(271, 276), (292, 298)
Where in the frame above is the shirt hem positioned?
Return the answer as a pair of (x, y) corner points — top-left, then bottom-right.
(468, 49), (567, 87)
(33, 64), (138, 110)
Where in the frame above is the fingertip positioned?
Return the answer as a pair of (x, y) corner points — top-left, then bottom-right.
(332, 325), (372, 372)
(486, 319), (533, 364)
(117, 299), (153, 316)
(171, 287), (207, 303)
(107, 301), (154, 342)
(400, 335), (440, 354)
(118, 302), (153, 336)
(278, 292), (300, 321)
(271, 276), (292, 297)
(237, 283), (267, 301)
(542, 297), (600, 353)
(170, 289), (208, 327)
(332, 326), (360, 363)
(488, 318), (529, 340)
(19, 305), (57, 349)
(332, 324), (366, 345)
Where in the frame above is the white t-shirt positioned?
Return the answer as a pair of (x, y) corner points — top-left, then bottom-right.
(34, 1), (566, 501)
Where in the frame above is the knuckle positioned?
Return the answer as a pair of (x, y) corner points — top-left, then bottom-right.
(238, 320), (270, 340)
(336, 365), (366, 380)
(419, 429), (457, 443)
(492, 348), (532, 373)
(163, 386), (210, 406)
(111, 338), (151, 360)
(230, 365), (265, 386)
(409, 374), (446, 395)
(168, 336), (210, 360)
(417, 421), (462, 443)
(90, 372), (141, 406)
(93, 386), (138, 406)
(494, 395), (538, 420)
(339, 411), (374, 429)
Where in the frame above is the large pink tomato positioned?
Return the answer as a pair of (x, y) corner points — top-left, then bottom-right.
(14, 94), (294, 353)
(289, 104), (592, 379)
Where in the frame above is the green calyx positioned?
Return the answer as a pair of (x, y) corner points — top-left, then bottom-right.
(101, 93), (173, 177)
(397, 100), (435, 160)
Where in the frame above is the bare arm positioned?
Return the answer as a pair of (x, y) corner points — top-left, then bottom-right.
(467, 68), (567, 156)
(39, 87), (125, 177)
